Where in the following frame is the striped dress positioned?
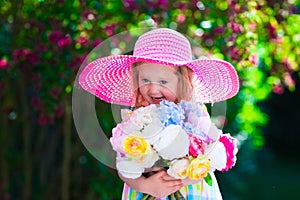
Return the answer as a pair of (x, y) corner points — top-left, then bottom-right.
(121, 172), (223, 200)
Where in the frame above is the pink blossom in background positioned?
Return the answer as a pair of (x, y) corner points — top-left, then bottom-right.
(38, 113), (48, 126)
(176, 13), (186, 23)
(284, 72), (295, 88)
(82, 9), (97, 20)
(50, 87), (62, 99)
(104, 24), (117, 36)
(267, 23), (277, 39)
(272, 83), (284, 94)
(249, 54), (259, 66)
(35, 44), (47, 53)
(228, 46), (240, 61)
(30, 96), (43, 110)
(215, 26), (225, 35)
(146, 0), (167, 8)
(27, 53), (40, 65)
(13, 48), (30, 60)
(122, 0), (138, 9)
(249, 21), (257, 32)
(93, 38), (102, 47)
(228, 21), (242, 33)
(31, 73), (41, 82)
(58, 36), (72, 48)
(176, 2), (187, 10)
(76, 36), (88, 45)
(54, 104), (64, 118)
(0, 81), (5, 90)
(48, 30), (64, 43)
(0, 58), (8, 69)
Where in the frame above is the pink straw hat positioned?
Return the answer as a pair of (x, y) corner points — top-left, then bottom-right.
(79, 28), (239, 106)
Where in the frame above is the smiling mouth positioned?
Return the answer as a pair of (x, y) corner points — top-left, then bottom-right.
(151, 97), (165, 102)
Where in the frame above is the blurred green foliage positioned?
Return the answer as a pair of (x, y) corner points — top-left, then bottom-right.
(0, 0), (299, 199)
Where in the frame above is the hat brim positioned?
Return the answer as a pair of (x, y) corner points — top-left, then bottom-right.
(79, 55), (239, 106)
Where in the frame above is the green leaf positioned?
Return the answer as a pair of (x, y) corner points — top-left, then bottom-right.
(204, 173), (213, 186)
(141, 194), (149, 200)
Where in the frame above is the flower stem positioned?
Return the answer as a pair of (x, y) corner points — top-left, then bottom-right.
(141, 194), (149, 200)
(174, 191), (185, 199)
(169, 193), (175, 200)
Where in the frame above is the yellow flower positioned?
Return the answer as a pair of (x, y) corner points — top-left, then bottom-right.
(187, 157), (210, 180)
(123, 135), (149, 157)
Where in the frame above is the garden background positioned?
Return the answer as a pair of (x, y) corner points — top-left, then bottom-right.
(1, 0), (300, 199)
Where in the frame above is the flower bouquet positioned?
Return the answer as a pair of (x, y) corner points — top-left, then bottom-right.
(110, 100), (238, 199)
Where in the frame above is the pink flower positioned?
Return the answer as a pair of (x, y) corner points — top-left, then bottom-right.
(110, 123), (128, 154)
(249, 21), (257, 32)
(82, 9), (97, 20)
(146, 0), (168, 8)
(30, 96), (42, 110)
(122, 0), (138, 9)
(176, 13), (186, 23)
(35, 44), (47, 52)
(219, 134), (238, 172)
(54, 104), (64, 118)
(104, 24), (117, 36)
(93, 38), (102, 47)
(38, 113), (48, 126)
(267, 23), (277, 39)
(58, 36), (72, 48)
(229, 46), (240, 61)
(76, 36), (88, 45)
(215, 26), (225, 35)
(0, 58), (8, 69)
(48, 30), (63, 43)
(272, 83), (284, 94)
(50, 87), (62, 99)
(249, 54), (259, 66)
(228, 21), (243, 33)
(13, 49), (30, 60)
(188, 134), (205, 158)
(27, 53), (39, 65)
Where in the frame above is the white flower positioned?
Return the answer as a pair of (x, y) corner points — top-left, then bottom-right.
(134, 148), (159, 168)
(121, 121), (140, 135)
(167, 158), (190, 179)
(207, 123), (222, 141)
(205, 141), (227, 171)
(121, 109), (133, 121)
(131, 105), (158, 128)
(116, 159), (144, 179)
(154, 125), (189, 160)
(142, 117), (164, 144)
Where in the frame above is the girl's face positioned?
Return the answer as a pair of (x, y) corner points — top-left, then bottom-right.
(136, 63), (179, 105)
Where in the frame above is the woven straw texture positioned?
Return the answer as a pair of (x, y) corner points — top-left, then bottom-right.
(79, 28), (239, 106)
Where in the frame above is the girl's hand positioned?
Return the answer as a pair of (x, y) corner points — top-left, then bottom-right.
(142, 170), (183, 198)
(181, 177), (201, 186)
(163, 173), (201, 186)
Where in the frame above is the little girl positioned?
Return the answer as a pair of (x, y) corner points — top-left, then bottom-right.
(79, 28), (239, 199)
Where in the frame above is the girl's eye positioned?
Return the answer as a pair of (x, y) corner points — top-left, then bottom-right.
(141, 78), (150, 83)
(160, 80), (168, 85)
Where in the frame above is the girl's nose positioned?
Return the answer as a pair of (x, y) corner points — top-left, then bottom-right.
(148, 83), (160, 94)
